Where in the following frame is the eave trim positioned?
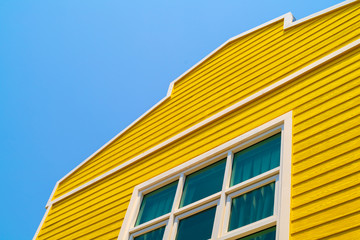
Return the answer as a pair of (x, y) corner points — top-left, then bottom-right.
(48, 38), (360, 207)
(56, 0), (358, 188)
(33, 1), (359, 238)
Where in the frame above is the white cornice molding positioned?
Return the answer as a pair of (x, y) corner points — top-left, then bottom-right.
(42, 0), (359, 207)
(117, 111), (292, 240)
(55, 0), (358, 188)
(283, 0), (359, 29)
(47, 38), (360, 208)
(55, 12), (292, 188)
(34, 1), (360, 239)
(33, 205), (52, 240)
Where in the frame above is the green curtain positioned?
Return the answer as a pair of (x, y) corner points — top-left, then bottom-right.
(231, 133), (281, 186)
(180, 159), (226, 207)
(133, 226), (165, 240)
(136, 181), (178, 226)
(176, 206), (217, 240)
(237, 226), (276, 240)
(229, 183), (275, 231)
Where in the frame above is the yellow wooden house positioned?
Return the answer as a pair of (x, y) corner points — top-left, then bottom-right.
(34, 0), (360, 239)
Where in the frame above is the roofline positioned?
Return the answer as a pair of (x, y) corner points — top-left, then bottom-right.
(33, 2), (360, 239)
(167, 0), (359, 95)
(50, 0), (359, 202)
(48, 38), (360, 208)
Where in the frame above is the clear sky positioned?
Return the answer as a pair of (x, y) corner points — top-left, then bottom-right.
(0, 0), (346, 239)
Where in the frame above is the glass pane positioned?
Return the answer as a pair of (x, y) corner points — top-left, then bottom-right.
(229, 182), (275, 231)
(176, 206), (217, 240)
(134, 226), (165, 240)
(136, 181), (178, 226)
(231, 133), (281, 186)
(180, 159), (226, 207)
(237, 226), (276, 240)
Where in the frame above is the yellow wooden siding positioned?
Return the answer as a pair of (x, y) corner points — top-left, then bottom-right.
(36, 30), (360, 239)
(54, 2), (360, 199)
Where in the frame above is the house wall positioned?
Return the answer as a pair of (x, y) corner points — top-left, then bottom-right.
(53, 1), (360, 200)
(36, 1), (360, 239)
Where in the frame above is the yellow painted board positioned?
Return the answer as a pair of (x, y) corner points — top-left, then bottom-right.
(292, 196), (360, 233)
(294, 100), (360, 145)
(53, 1), (359, 197)
(292, 146), (360, 186)
(292, 157), (360, 198)
(293, 135), (360, 174)
(36, 2), (360, 239)
(322, 225), (360, 240)
(55, 44), (360, 199)
(292, 170), (360, 209)
(292, 178), (360, 220)
(291, 211), (360, 239)
(38, 47), (360, 240)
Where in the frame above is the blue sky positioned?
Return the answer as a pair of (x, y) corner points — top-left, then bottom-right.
(0, 0), (346, 239)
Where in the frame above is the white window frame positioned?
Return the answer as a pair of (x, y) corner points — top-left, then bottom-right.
(118, 111), (292, 240)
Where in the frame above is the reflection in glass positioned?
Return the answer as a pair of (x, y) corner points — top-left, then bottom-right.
(180, 159), (226, 207)
(176, 206), (217, 240)
(136, 181), (178, 226)
(237, 226), (276, 240)
(231, 133), (281, 186)
(134, 226), (165, 240)
(229, 183), (275, 231)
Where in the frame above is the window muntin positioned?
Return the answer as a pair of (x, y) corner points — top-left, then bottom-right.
(180, 159), (226, 207)
(121, 120), (292, 240)
(237, 226), (276, 240)
(135, 181), (178, 226)
(133, 226), (166, 240)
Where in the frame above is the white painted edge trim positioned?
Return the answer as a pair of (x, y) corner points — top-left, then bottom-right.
(117, 111), (293, 240)
(278, 109), (293, 240)
(283, 0), (359, 29)
(129, 219), (168, 240)
(46, 182), (59, 207)
(33, 205), (52, 240)
(117, 186), (140, 240)
(55, 0), (358, 186)
(129, 214), (170, 234)
(219, 216), (277, 240)
(57, 94), (172, 184)
(133, 125), (284, 194)
(47, 37), (360, 208)
(33, 1), (360, 238)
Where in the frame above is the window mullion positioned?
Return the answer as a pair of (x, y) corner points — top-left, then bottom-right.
(220, 216), (277, 240)
(225, 167), (280, 195)
(222, 151), (234, 191)
(119, 114), (293, 240)
(274, 176), (280, 240)
(129, 191), (143, 230)
(222, 195), (232, 237)
(274, 176), (280, 217)
(163, 173), (185, 240)
(212, 151), (233, 239)
(130, 214), (170, 235)
(169, 218), (180, 240)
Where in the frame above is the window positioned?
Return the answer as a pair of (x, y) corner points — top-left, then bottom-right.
(119, 113), (292, 240)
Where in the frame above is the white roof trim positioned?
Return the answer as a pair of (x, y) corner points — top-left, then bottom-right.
(284, 0), (359, 29)
(56, 0), (358, 187)
(43, 0), (359, 205)
(33, 205), (52, 240)
(47, 38), (360, 208)
(34, 1), (359, 238)
(57, 12), (291, 185)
